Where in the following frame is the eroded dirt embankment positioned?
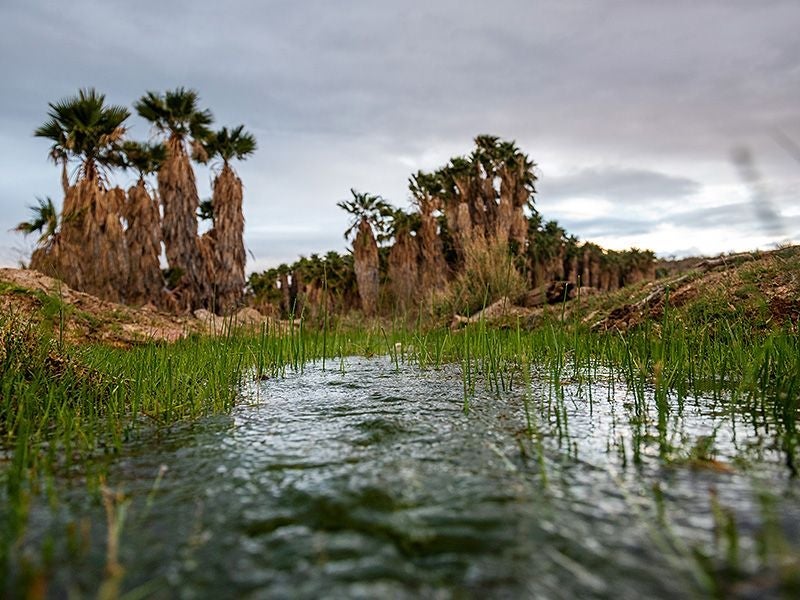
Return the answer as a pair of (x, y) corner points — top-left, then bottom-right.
(0, 268), (271, 347)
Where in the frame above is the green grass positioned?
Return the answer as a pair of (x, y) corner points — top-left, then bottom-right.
(1, 286), (799, 595)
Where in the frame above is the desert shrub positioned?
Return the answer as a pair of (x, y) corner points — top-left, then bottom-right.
(432, 238), (527, 317)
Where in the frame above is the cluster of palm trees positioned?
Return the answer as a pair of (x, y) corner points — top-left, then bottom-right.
(18, 88), (256, 313)
(248, 251), (358, 318)
(527, 217), (656, 292)
(334, 135), (537, 316)
(250, 135), (656, 318)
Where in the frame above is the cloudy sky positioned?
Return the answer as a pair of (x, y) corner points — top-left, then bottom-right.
(1, 0), (798, 272)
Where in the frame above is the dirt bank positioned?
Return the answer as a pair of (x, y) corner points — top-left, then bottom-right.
(2, 245), (798, 347)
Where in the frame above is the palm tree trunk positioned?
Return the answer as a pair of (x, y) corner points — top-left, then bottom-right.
(455, 201), (474, 260)
(211, 163), (246, 313)
(159, 136), (209, 311)
(590, 257), (601, 288)
(61, 159), (69, 196)
(353, 218), (379, 316)
(125, 180), (164, 306)
(418, 210), (447, 292)
(567, 255), (579, 285)
(57, 180), (128, 302)
(388, 230), (420, 311)
(495, 174), (515, 244)
(581, 249), (591, 287)
(510, 185), (529, 250)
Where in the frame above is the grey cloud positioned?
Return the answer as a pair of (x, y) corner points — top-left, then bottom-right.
(1, 0), (799, 268)
(675, 203), (800, 237)
(548, 216), (656, 239)
(557, 202), (800, 245)
(540, 167), (701, 203)
(245, 229), (350, 274)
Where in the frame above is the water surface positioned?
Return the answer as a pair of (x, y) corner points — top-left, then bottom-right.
(15, 357), (800, 598)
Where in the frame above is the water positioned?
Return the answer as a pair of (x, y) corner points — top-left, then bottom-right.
(10, 357), (800, 598)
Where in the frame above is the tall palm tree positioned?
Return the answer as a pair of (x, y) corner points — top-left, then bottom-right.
(409, 171), (448, 292)
(337, 189), (390, 316)
(437, 158), (476, 265)
(472, 134), (501, 235)
(34, 88), (130, 301)
(118, 141), (166, 306)
(386, 208), (421, 311)
(135, 87), (213, 311)
(495, 139), (537, 250)
(203, 125), (257, 313)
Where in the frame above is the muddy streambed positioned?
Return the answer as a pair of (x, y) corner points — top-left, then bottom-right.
(12, 357), (800, 598)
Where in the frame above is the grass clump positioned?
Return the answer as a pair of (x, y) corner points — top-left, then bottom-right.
(433, 239), (527, 317)
(0, 318), (258, 595)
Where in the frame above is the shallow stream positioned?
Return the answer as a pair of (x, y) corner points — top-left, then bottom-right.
(14, 357), (800, 598)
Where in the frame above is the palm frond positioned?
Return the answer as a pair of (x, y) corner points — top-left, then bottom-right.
(205, 125), (257, 164)
(34, 88), (130, 182)
(15, 196), (59, 244)
(136, 88), (214, 141)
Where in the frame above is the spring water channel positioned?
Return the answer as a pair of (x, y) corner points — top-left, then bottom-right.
(19, 356), (800, 598)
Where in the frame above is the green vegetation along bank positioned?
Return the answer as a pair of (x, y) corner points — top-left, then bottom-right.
(1, 246), (798, 596)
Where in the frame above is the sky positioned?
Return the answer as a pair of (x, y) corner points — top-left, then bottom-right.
(1, 0), (798, 273)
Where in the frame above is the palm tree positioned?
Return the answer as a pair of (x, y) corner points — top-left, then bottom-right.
(135, 87), (213, 311)
(470, 135), (537, 250)
(337, 189), (390, 316)
(495, 138), (537, 250)
(15, 197), (61, 272)
(472, 134), (501, 235)
(35, 88), (129, 185)
(34, 88), (130, 301)
(247, 267), (286, 315)
(409, 171), (448, 292)
(386, 208), (421, 311)
(118, 141), (166, 306)
(203, 125), (257, 313)
(323, 250), (358, 313)
(437, 158), (476, 265)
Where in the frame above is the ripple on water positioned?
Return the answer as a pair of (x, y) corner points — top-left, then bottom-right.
(23, 356), (800, 599)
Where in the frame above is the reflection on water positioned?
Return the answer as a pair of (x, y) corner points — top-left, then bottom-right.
(15, 357), (800, 598)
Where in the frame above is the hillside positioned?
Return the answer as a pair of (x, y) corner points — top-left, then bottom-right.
(1, 246), (798, 347)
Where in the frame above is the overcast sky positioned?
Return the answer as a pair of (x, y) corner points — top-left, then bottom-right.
(1, 0), (798, 272)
